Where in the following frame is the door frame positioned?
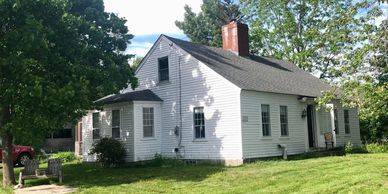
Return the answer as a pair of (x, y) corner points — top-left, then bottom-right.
(306, 104), (317, 148)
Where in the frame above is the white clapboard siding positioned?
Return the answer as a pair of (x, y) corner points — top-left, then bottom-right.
(135, 36), (243, 160)
(133, 101), (162, 161)
(82, 102), (134, 162)
(240, 90), (308, 158)
(332, 101), (362, 146)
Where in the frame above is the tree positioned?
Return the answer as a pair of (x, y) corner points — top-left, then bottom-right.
(241, 0), (382, 79)
(339, 19), (388, 141)
(131, 56), (144, 71)
(175, 0), (243, 47)
(0, 0), (136, 186)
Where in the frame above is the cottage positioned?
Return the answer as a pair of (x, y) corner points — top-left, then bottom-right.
(79, 21), (361, 166)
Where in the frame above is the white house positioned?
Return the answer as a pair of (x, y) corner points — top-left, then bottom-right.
(80, 21), (361, 166)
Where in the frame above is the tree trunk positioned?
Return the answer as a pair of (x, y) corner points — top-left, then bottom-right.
(0, 106), (15, 186)
(2, 133), (15, 186)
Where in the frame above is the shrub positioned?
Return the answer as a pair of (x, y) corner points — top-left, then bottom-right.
(89, 137), (126, 167)
(365, 143), (388, 153)
(51, 151), (77, 163)
(344, 141), (353, 154)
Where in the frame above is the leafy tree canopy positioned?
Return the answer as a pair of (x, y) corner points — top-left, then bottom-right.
(176, 0), (243, 47)
(241, 0), (383, 79)
(0, 0), (136, 185)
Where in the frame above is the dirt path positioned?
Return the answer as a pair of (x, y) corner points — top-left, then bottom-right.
(15, 184), (77, 194)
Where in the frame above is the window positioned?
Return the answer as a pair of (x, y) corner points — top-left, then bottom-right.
(194, 107), (205, 139)
(344, 110), (350, 134)
(92, 112), (100, 139)
(143, 107), (154, 138)
(334, 108), (339, 134)
(280, 106), (288, 136)
(261, 104), (271, 136)
(53, 128), (72, 138)
(158, 57), (169, 81)
(112, 110), (120, 138)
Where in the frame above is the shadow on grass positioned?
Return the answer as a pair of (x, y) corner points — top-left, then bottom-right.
(25, 161), (226, 189)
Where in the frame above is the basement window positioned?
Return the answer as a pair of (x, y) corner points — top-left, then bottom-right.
(158, 57), (169, 82)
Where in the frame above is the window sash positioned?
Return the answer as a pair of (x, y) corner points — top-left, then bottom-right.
(92, 112), (100, 139)
(261, 104), (271, 136)
(158, 57), (169, 81)
(194, 107), (205, 139)
(92, 112), (100, 128)
(280, 106), (288, 136)
(143, 107), (154, 138)
(344, 110), (350, 134)
(112, 110), (120, 138)
(93, 129), (100, 139)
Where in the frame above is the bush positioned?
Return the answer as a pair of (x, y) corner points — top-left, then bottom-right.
(365, 143), (388, 153)
(51, 151), (77, 163)
(89, 137), (126, 167)
(344, 141), (353, 154)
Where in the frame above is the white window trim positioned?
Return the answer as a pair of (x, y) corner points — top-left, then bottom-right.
(280, 105), (289, 137)
(92, 111), (101, 140)
(142, 107), (155, 138)
(158, 56), (169, 82)
(193, 107), (206, 140)
(111, 109), (121, 139)
(261, 104), (271, 137)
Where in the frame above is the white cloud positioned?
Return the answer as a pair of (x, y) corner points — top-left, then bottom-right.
(127, 41), (154, 57)
(104, 0), (202, 36)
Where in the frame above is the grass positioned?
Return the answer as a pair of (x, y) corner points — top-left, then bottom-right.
(1, 153), (388, 193)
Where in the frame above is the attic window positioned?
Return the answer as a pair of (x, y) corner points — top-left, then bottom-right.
(158, 57), (169, 82)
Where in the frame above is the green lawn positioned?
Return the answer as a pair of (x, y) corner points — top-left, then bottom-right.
(2, 154), (388, 193)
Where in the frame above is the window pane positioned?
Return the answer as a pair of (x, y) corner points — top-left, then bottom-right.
(194, 107), (205, 139)
(344, 110), (350, 134)
(158, 57), (169, 81)
(261, 104), (271, 136)
(112, 110), (120, 127)
(143, 107), (154, 138)
(112, 127), (120, 138)
(93, 129), (100, 139)
(280, 106), (288, 136)
(93, 112), (100, 128)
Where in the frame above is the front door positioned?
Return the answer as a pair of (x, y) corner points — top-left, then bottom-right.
(307, 105), (315, 148)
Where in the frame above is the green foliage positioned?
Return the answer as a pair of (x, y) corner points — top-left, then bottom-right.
(242, 0), (382, 79)
(131, 56), (144, 71)
(344, 141), (353, 154)
(51, 151), (77, 163)
(2, 154), (388, 193)
(146, 153), (185, 167)
(365, 143), (388, 153)
(89, 137), (126, 167)
(0, 0), (137, 183)
(0, 0), (137, 141)
(176, 0), (243, 47)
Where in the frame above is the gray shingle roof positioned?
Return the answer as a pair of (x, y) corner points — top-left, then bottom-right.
(95, 89), (162, 105)
(165, 35), (332, 97)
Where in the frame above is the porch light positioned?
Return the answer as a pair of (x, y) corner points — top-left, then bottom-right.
(301, 109), (307, 119)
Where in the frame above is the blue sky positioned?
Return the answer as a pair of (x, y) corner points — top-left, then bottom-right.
(104, 0), (202, 57)
(104, 0), (387, 58)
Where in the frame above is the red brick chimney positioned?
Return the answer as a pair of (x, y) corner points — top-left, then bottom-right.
(222, 20), (249, 56)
